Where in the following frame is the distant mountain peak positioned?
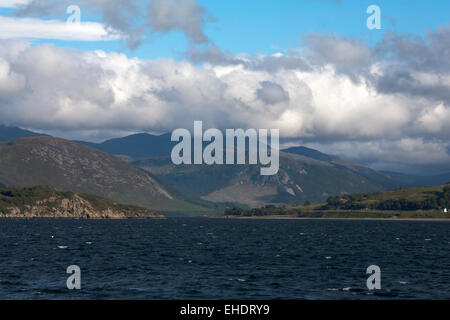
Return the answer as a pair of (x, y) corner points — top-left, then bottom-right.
(76, 132), (175, 159)
(0, 125), (49, 142)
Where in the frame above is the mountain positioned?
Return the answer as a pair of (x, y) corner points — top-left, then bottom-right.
(0, 186), (164, 219)
(75, 132), (442, 190)
(284, 147), (450, 189)
(76, 133), (175, 159)
(73, 131), (443, 208)
(381, 171), (450, 188)
(282, 147), (401, 190)
(0, 137), (214, 215)
(134, 151), (394, 208)
(0, 125), (48, 142)
(2, 127), (444, 214)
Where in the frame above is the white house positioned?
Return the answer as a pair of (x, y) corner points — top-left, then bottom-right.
(444, 208), (448, 213)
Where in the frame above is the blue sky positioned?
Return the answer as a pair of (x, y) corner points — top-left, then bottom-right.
(2, 0), (449, 60)
(200, 0), (450, 54)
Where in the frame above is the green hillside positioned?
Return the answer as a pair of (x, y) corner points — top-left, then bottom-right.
(225, 184), (450, 219)
(322, 184), (450, 211)
(0, 137), (215, 215)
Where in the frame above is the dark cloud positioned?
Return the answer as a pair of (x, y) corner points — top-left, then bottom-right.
(303, 33), (372, 73)
(256, 81), (290, 105)
(375, 69), (450, 104)
(187, 44), (311, 72)
(83, 0), (142, 49)
(188, 44), (241, 66)
(147, 0), (212, 44)
(188, 32), (372, 78)
(370, 26), (450, 104)
(375, 27), (450, 73)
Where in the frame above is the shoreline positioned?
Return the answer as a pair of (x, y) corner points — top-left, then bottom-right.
(1, 215), (449, 221)
(0, 216), (166, 220)
(220, 215), (450, 222)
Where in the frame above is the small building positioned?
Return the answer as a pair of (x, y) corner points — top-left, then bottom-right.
(444, 208), (448, 213)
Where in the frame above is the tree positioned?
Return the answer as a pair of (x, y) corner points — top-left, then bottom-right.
(225, 207), (243, 216)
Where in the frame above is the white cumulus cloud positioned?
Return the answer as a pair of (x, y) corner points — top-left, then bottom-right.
(0, 27), (448, 172)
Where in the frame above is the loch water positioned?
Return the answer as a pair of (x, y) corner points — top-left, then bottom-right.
(0, 218), (449, 299)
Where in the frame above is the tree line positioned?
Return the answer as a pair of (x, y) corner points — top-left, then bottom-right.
(324, 186), (450, 211)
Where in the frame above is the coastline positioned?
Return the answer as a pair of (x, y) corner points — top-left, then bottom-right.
(0, 216), (166, 220)
(220, 215), (450, 221)
(1, 215), (448, 221)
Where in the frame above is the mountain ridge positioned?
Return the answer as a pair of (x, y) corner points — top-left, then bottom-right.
(0, 125), (49, 142)
(134, 150), (391, 208)
(75, 132), (175, 159)
(1, 125), (446, 212)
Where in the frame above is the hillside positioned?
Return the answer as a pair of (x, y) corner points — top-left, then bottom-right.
(0, 137), (214, 214)
(134, 151), (391, 208)
(74, 132), (404, 207)
(321, 184), (450, 211)
(71, 131), (450, 209)
(6, 127), (445, 190)
(0, 186), (164, 219)
(282, 146), (334, 162)
(226, 184), (450, 219)
(282, 146), (401, 189)
(283, 147), (450, 189)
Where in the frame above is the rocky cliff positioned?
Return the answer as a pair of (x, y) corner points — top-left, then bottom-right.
(0, 186), (164, 219)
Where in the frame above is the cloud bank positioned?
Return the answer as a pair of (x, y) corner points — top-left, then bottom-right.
(0, 25), (449, 173)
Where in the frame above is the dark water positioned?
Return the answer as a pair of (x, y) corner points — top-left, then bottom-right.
(0, 218), (449, 300)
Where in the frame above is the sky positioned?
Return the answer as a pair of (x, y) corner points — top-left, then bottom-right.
(0, 0), (449, 174)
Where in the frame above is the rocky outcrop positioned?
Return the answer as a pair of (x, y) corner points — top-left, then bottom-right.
(0, 186), (165, 219)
